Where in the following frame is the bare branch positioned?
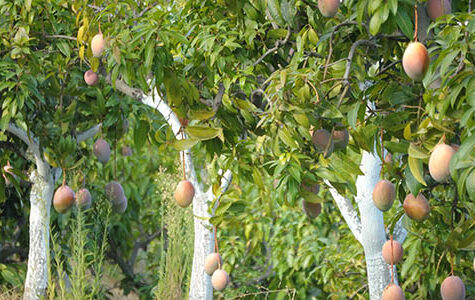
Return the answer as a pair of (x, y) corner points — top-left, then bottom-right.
(6, 123), (41, 161)
(343, 40), (378, 84)
(323, 21), (359, 80)
(104, 74), (144, 101)
(325, 180), (362, 244)
(44, 35), (77, 41)
(129, 228), (163, 269)
(253, 26), (291, 66)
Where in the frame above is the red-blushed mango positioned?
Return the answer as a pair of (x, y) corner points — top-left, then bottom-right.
(317, 0), (340, 17)
(427, 0), (451, 20)
(332, 128), (349, 149)
(428, 144), (455, 183)
(382, 240), (403, 264)
(382, 284), (405, 300)
(76, 188), (92, 209)
(84, 70), (98, 86)
(403, 193), (430, 221)
(211, 269), (229, 291)
(93, 139), (111, 163)
(91, 33), (105, 58)
(204, 253), (222, 275)
(53, 185), (75, 213)
(402, 42), (429, 81)
(312, 129), (334, 156)
(372, 180), (396, 211)
(174, 180), (195, 208)
(440, 276), (465, 300)
(302, 200), (321, 218)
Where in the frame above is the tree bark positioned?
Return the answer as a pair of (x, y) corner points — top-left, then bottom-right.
(188, 189), (214, 300)
(23, 162), (53, 300)
(354, 151), (391, 299)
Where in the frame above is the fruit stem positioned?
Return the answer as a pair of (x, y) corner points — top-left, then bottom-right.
(380, 128), (385, 177)
(62, 168), (66, 187)
(114, 132), (117, 180)
(450, 252), (454, 276)
(214, 226), (221, 269)
(390, 234), (394, 284)
(413, 5), (418, 42)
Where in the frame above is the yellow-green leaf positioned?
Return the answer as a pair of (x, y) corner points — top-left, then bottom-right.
(185, 126), (224, 142)
(189, 110), (215, 120)
(408, 157), (427, 186)
(172, 138), (199, 151)
(403, 123), (412, 140)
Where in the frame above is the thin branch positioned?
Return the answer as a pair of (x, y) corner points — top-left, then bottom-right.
(323, 21), (359, 80)
(211, 169), (233, 213)
(325, 180), (363, 244)
(244, 240), (273, 286)
(44, 35), (77, 41)
(253, 26), (291, 66)
(343, 40), (378, 84)
(128, 228), (163, 269)
(375, 60), (401, 77)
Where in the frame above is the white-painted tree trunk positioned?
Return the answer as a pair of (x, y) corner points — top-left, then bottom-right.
(354, 151), (391, 299)
(188, 189), (214, 300)
(23, 162), (54, 300)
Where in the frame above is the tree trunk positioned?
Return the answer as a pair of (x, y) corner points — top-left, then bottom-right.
(23, 163), (53, 300)
(355, 151), (391, 299)
(188, 189), (214, 300)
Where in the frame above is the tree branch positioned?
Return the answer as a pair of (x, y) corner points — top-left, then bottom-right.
(393, 216), (407, 244)
(6, 123), (41, 160)
(211, 169), (233, 213)
(343, 40), (378, 84)
(128, 228), (163, 269)
(76, 124), (101, 143)
(324, 180), (363, 244)
(253, 26), (291, 66)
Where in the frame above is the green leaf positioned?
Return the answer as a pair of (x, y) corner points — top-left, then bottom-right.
(278, 127), (298, 149)
(171, 138), (199, 151)
(185, 126), (224, 142)
(404, 165), (422, 196)
(408, 157), (427, 186)
(369, 10), (382, 35)
(134, 120), (150, 150)
(396, 9), (413, 39)
(301, 190), (323, 203)
(189, 110), (215, 120)
(408, 143), (429, 159)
